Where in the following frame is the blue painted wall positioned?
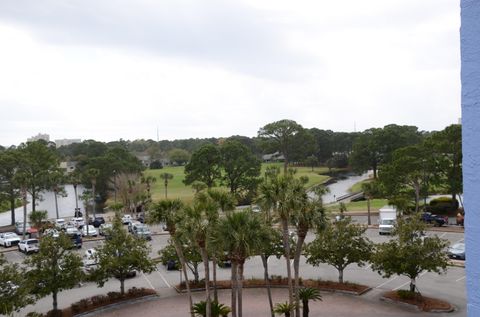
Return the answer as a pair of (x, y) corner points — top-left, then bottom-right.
(461, 1), (480, 316)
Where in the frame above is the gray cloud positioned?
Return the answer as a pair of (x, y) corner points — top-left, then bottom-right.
(0, 0), (318, 80)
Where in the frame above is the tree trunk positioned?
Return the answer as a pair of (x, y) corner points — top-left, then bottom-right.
(173, 239), (195, 317)
(120, 278), (125, 295)
(231, 261), (238, 317)
(74, 184), (79, 209)
(281, 219), (294, 316)
(294, 232), (307, 317)
(164, 181), (168, 199)
(338, 268), (344, 284)
(22, 190), (27, 240)
(238, 261), (244, 317)
(200, 247), (211, 317)
(367, 198), (371, 225)
(414, 183), (420, 213)
(302, 299), (309, 317)
(261, 255), (274, 317)
(9, 189), (15, 226)
(52, 291), (58, 311)
(410, 278), (416, 293)
(213, 256), (218, 302)
(32, 188), (36, 212)
(54, 190), (59, 219)
(92, 182), (96, 218)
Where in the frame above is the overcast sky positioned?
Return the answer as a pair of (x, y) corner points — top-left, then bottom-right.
(0, 0), (461, 147)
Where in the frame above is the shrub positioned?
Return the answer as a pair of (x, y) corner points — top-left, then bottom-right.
(149, 160), (163, 169)
(107, 291), (122, 300)
(193, 301), (231, 317)
(397, 290), (417, 300)
(91, 295), (109, 306)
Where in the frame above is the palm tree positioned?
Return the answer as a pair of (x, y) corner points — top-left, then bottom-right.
(198, 189), (236, 302)
(69, 171), (81, 213)
(273, 302), (297, 317)
(257, 167), (297, 314)
(148, 199), (195, 317)
(298, 288), (321, 317)
(159, 173), (174, 199)
(216, 210), (270, 317)
(178, 200), (218, 317)
(291, 185), (327, 317)
(141, 174), (157, 201)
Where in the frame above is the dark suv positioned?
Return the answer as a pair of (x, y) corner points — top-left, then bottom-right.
(420, 212), (448, 227)
(90, 217), (106, 228)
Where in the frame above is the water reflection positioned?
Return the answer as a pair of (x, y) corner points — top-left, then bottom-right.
(0, 185), (86, 226)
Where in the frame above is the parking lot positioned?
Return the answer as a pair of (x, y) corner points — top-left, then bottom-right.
(0, 226), (467, 316)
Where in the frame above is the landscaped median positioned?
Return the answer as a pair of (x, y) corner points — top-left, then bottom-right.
(174, 277), (371, 296)
(381, 290), (455, 313)
(24, 287), (158, 317)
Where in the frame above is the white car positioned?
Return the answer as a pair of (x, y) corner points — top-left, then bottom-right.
(121, 214), (133, 224)
(83, 248), (98, 273)
(99, 223), (113, 236)
(81, 225), (98, 237)
(65, 227), (80, 236)
(72, 217), (85, 228)
(55, 218), (66, 229)
(0, 232), (21, 247)
(18, 239), (39, 254)
(128, 221), (142, 233)
(44, 228), (60, 238)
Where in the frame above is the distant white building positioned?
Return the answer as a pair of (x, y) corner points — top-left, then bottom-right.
(262, 151), (285, 163)
(55, 138), (81, 148)
(28, 133), (50, 142)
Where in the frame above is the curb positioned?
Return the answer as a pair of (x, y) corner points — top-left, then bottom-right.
(173, 284), (371, 296)
(74, 294), (159, 317)
(380, 295), (455, 313)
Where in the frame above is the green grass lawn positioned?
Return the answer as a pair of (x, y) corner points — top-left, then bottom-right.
(326, 199), (389, 213)
(143, 163), (330, 203)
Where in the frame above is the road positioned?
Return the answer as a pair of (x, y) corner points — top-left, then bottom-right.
(1, 226), (466, 317)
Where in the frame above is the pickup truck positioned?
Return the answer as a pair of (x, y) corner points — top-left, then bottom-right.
(0, 232), (21, 247)
(18, 239), (40, 254)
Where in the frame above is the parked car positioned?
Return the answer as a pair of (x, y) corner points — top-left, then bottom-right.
(44, 228), (60, 238)
(65, 227), (80, 236)
(0, 232), (21, 247)
(448, 242), (466, 260)
(72, 217), (85, 229)
(99, 223), (113, 236)
(83, 248), (98, 266)
(136, 214), (145, 223)
(128, 221), (142, 233)
(55, 218), (66, 229)
(121, 214), (133, 225)
(81, 225), (98, 237)
(18, 239), (40, 254)
(420, 212), (447, 227)
(90, 217), (105, 228)
(15, 222), (39, 238)
(132, 224), (152, 240)
(69, 233), (83, 249)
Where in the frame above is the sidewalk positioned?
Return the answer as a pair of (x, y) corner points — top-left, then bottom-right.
(92, 288), (461, 317)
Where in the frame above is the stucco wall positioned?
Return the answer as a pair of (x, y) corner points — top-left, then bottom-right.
(461, 1), (480, 316)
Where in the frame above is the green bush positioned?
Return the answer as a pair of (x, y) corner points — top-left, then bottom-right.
(427, 197), (459, 214)
(397, 290), (417, 300)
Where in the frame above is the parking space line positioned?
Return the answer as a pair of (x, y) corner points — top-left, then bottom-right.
(156, 270), (172, 288)
(142, 272), (156, 290)
(375, 276), (398, 289)
(456, 276), (466, 282)
(439, 232), (447, 238)
(393, 271), (428, 290)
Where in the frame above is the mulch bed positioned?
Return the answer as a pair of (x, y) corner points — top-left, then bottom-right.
(177, 278), (370, 295)
(382, 291), (454, 312)
(25, 288), (157, 317)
